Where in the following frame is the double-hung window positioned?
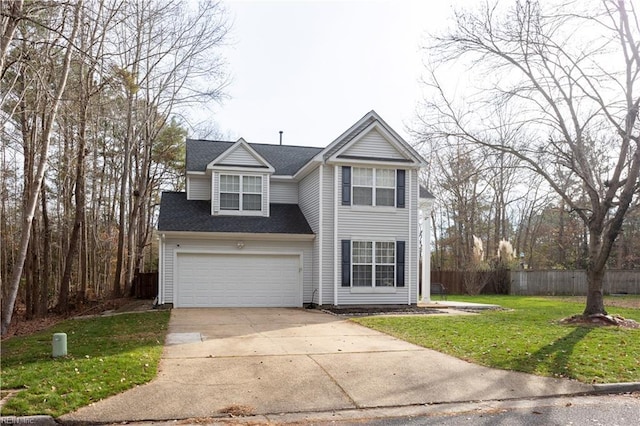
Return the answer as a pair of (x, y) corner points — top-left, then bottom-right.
(352, 241), (395, 287)
(219, 174), (262, 212)
(242, 176), (262, 210)
(352, 167), (395, 207)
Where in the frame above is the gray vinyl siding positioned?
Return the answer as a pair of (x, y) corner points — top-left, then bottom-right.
(298, 168), (320, 231)
(298, 167), (320, 303)
(161, 237), (313, 304)
(320, 165), (335, 305)
(331, 166), (419, 305)
(187, 175), (211, 200)
(342, 128), (405, 159)
(220, 146), (263, 166)
(271, 181), (299, 204)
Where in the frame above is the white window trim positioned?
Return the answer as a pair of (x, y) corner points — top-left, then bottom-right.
(218, 173), (264, 215)
(351, 240), (396, 288)
(351, 167), (396, 207)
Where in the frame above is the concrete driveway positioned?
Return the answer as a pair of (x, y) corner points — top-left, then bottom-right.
(62, 308), (592, 423)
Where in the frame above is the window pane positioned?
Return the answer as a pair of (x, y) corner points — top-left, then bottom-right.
(375, 265), (395, 287)
(352, 241), (372, 263)
(243, 193), (262, 210)
(243, 176), (262, 193)
(375, 242), (395, 264)
(376, 169), (395, 187)
(220, 175), (239, 192)
(220, 193), (239, 210)
(376, 188), (395, 206)
(353, 265), (373, 287)
(353, 187), (373, 205)
(353, 168), (373, 186)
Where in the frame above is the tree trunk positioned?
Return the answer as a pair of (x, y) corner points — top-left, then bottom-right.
(0, 0), (83, 336)
(39, 184), (50, 316)
(57, 103), (88, 312)
(0, 0), (24, 79)
(584, 267), (606, 316)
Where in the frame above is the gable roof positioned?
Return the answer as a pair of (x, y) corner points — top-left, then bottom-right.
(207, 138), (275, 172)
(186, 111), (426, 178)
(158, 192), (314, 234)
(187, 139), (322, 176)
(322, 110), (427, 166)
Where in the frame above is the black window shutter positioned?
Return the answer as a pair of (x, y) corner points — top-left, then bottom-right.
(396, 241), (405, 287)
(397, 169), (406, 208)
(342, 166), (351, 206)
(341, 240), (351, 287)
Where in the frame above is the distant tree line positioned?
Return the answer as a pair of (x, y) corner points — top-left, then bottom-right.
(416, 137), (640, 271)
(1, 0), (229, 334)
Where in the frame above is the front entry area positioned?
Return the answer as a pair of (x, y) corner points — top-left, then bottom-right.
(175, 253), (302, 307)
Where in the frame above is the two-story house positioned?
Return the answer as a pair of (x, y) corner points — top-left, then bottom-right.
(157, 110), (434, 307)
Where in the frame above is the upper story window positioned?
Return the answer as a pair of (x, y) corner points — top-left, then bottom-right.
(352, 167), (395, 207)
(220, 174), (262, 211)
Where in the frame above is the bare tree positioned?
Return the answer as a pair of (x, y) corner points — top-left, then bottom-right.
(418, 0), (640, 316)
(1, 0), (83, 335)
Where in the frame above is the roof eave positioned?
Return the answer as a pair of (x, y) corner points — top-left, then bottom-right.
(157, 230), (315, 241)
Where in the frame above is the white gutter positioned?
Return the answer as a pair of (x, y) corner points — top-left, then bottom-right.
(158, 231), (315, 241)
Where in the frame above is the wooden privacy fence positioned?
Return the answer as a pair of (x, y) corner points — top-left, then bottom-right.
(430, 269), (510, 295)
(132, 272), (158, 299)
(510, 270), (640, 296)
(431, 269), (640, 295)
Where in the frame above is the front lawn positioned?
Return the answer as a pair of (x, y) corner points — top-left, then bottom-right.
(0, 311), (170, 417)
(353, 296), (640, 384)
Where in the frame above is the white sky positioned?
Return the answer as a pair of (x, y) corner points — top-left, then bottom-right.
(197, 0), (470, 147)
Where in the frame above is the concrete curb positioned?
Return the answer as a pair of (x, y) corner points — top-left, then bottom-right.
(7, 384), (639, 426)
(0, 415), (57, 425)
(591, 382), (640, 394)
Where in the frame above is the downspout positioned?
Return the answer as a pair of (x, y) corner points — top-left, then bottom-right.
(318, 165), (323, 305)
(158, 233), (165, 305)
(334, 164), (339, 306)
(408, 170), (412, 305)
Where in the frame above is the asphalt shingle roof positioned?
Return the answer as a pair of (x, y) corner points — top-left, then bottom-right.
(158, 192), (314, 234)
(186, 139), (322, 176)
(420, 186), (435, 199)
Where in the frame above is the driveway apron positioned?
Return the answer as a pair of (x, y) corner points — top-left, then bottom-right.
(61, 308), (592, 423)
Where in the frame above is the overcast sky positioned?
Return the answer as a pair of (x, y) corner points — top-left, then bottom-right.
(195, 0), (470, 147)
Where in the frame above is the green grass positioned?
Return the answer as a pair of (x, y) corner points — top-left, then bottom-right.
(353, 296), (640, 384)
(0, 311), (170, 417)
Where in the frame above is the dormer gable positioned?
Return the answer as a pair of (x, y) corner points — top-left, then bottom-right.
(207, 138), (276, 173)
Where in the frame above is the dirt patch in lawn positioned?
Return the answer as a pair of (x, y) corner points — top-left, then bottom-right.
(2, 297), (147, 339)
(559, 313), (640, 329)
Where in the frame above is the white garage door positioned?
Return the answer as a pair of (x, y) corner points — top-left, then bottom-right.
(175, 253), (301, 307)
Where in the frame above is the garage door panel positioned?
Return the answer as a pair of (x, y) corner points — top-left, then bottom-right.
(176, 253), (301, 307)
